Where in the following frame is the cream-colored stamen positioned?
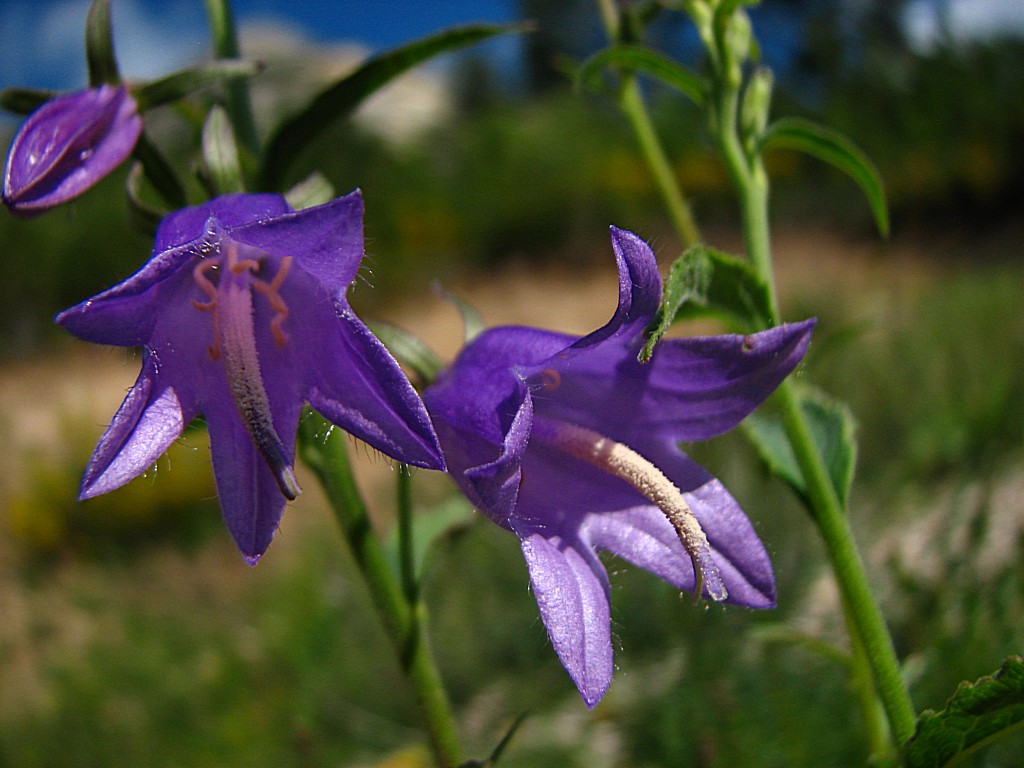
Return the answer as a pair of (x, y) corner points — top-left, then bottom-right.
(532, 419), (726, 603)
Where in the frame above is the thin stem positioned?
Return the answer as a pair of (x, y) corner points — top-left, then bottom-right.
(203, 0), (261, 162)
(842, 597), (894, 764)
(776, 382), (916, 746)
(619, 75), (702, 247)
(696, 18), (918, 748)
(597, 0), (702, 248)
(397, 463), (418, 604)
(299, 420), (463, 767)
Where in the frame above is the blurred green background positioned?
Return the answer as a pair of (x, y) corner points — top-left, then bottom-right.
(1, 1), (1023, 766)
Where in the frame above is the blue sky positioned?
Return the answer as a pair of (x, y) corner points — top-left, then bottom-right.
(2, 0), (1022, 95)
(0, 0), (517, 92)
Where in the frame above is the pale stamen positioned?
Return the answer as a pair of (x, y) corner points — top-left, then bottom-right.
(190, 241), (301, 500)
(532, 418), (727, 603)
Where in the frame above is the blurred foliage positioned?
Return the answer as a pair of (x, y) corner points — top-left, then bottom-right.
(2, 3), (1023, 765)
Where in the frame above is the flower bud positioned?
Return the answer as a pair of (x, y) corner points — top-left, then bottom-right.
(741, 66), (775, 146)
(2, 85), (142, 217)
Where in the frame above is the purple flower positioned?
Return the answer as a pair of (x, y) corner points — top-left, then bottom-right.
(57, 191), (444, 562)
(424, 227), (814, 707)
(3, 84), (142, 216)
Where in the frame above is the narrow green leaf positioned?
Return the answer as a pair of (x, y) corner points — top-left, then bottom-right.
(640, 244), (772, 362)
(761, 116), (889, 237)
(577, 44), (705, 106)
(125, 161), (168, 235)
(434, 284), (486, 343)
(132, 131), (186, 209)
(367, 320), (444, 388)
(904, 657), (1024, 768)
(201, 106), (245, 195)
(0, 88), (54, 116)
(284, 172), (336, 211)
(133, 59), (264, 112)
(260, 23), (525, 189)
(743, 387), (857, 507)
(85, 0), (120, 86)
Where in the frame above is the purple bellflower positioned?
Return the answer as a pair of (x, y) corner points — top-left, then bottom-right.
(424, 227), (815, 707)
(3, 84), (142, 217)
(57, 191), (444, 562)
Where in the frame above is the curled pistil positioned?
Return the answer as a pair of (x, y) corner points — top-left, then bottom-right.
(532, 418), (726, 602)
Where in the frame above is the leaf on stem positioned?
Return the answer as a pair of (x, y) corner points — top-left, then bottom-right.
(1, 88), (55, 116)
(260, 23), (527, 189)
(133, 59), (265, 112)
(577, 44), (705, 106)
(640, 244), (773, 362)
(382, 495), (475, 585)
(433, 283), (486, 343)
(761, 117), (889, 238)
(284, 172), (336, 211)
(368, 320), (444, 389)
(201, 105), (245, 195)
(903, 656), (1024, 768)
(743, 386), (857, 507)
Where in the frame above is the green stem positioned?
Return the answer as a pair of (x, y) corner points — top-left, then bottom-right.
(777, 381), (915, 747)
(397, 464), (418, 604)
(203, 0), (261, 162)
(843, 599), (894, 764)
(597, 0), (701, 248)
(618, 75), (702, 247)
(704, 35), (917, 749)
(299, 420), (463, 767)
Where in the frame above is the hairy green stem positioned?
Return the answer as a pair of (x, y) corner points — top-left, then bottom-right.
(712, 64), (916, 748)
(299, 421), (463, 767)
(608, 0), (918, 750)
(203, 0), (261, 162)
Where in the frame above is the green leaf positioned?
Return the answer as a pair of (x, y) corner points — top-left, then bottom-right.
(261, 23), (525, 189)
(761, 116), (889, 238)
(577, 44), (705, 106)
(1, 88), (55, 116)
(125, 162), (167, 235)
(383, 495), (475, 581)
(434, 284), (486, 343)
(367, 320), (444, 388)
(743, 387), (857, 507)
(85, 0), (120, 86)
(639, 244), (772, 362)
(201, 106), (245, 195)
(133, 59), (264, 112)
(283, 172), (336, 211)
(904, 656), (1024, 768)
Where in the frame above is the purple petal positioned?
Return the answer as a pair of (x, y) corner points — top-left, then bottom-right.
(306, 307), (444, 470)
(3, 85), (141, 216)
(80, 354), (190, 498)
(203, 387), (291, 563)
(514, 526), (613, 708)
(232, 191), (366, 294)
(577, 226), (662, 346)
(154, 194), (291, 253)
(527, 319), (816, 444)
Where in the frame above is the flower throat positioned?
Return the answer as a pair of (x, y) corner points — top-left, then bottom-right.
(192, 240), (301, 500)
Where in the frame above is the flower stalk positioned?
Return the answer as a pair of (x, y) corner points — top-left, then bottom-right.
(299, 419), (463, 768)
